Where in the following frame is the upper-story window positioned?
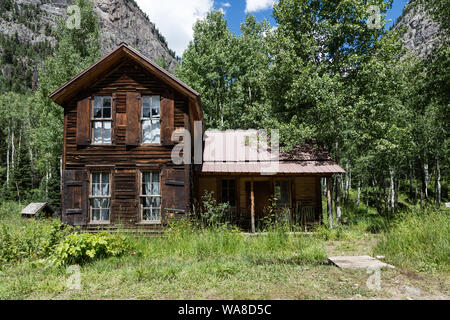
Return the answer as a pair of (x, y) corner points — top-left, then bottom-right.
(92, 96), (112, 144)
(142, 96), (160, 144)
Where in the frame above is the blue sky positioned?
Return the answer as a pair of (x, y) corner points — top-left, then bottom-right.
(136, 0), (410, 57)
(220, 0), (410, 35)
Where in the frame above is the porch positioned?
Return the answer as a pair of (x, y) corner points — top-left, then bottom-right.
(195, 174), (335, 232)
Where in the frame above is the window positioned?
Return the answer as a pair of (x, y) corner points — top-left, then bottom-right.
(221, 179), (236, 207)
(140, 171), (161, 222)
(142, 96), (160, 144)
(274, 180), (290, 207)
(92, 96), (112, 144)
(90, 172), (111, 222)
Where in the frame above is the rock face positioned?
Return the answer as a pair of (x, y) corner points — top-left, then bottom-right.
(393, 2), (443, 58)
(0, 0), (178, 69)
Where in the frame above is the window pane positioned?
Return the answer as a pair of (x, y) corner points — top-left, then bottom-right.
(92, 198), (101, 208)
(94, 97), (102, 118)
(92, 209), (101, 221)
(103, 97), (111, 108)
(103, 107), (111, 119)
(101, 208), (110, 221)
(92, 172), (100, 184)
(143, 107), (151, 119)
(103, 121), (111, 144)
(100, 198), (110, 209)
(142, 196), (151, 208)
(275, 181), (290, 206)
(282, 181), (290, 204)
(151, 196), (161, 208)
(101, 182), (109, 196)
(143, 96), (151, 108)
(143, 209), (151, 220)
(152, 209), (161, 221)
(151, 120), (160, 143)
(152, 96), (160, 118)
(93, 122), (102, 143)
(142, 172), (150, 195)
(151, 172), (160, 195)
(142, 120), (151, 144)
(102, 172), (109, 183)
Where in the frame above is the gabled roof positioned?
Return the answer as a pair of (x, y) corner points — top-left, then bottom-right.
(49, 43), (202, 120)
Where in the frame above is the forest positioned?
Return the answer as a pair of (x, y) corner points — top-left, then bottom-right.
(0, 0), (448, 224)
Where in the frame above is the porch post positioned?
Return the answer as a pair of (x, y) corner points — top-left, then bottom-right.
(251, 178), (255, 233)
(327, 176), (333, 229)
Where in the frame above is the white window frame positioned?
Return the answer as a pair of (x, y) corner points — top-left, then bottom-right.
(89, 171), (111, 224)
(92, 96), (112, 145)
(141, 95), (161, 145)
(140, 171), (162, 223)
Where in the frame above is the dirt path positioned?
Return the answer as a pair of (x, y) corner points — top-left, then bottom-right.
(324, 235), (449, 300)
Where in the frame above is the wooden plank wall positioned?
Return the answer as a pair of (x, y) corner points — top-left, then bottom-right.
(294, 177), (319, 206)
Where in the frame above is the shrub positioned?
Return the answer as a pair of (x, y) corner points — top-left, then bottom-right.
(0, 216), (72, 266)
(375, 208), (449, 273)
(50, 232), (132, 267)
(195, 191), (231, 227)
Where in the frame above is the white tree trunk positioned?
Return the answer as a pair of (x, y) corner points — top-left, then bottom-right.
(29, 145), (34, 187)
(424, 163), (429, 199)
(336, 175), (342, 222)
(357, 180), (361, 208)
(366, 185), (369, 214)
(11, 128), (15, 171)
(6, 124), (10, 186)
(436, 158), (441, 207)
(45, 164), (49, 197)
(345, 163), (350, 200)
(389, 167), (395, 213)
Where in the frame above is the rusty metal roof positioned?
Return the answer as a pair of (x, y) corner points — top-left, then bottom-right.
(200, 161), (345, 174)
(200, 130), (344, 174)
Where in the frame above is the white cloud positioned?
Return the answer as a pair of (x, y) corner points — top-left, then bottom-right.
(221, 2), (231, 7)
(135, 0), (213, 57)
(245, 0), (273, 13)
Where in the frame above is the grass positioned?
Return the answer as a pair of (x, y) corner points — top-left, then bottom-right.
(375, 207), (450, 273)
(0, 201), (449, 300)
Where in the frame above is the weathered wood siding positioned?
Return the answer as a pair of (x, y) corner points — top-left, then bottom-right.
(62, 57), (192, 229)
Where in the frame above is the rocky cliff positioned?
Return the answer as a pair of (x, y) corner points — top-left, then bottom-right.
(393, 1), (443, 58)
(0, 0), (178, 90)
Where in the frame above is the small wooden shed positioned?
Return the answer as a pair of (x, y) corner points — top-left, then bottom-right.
(21, 203), (55, 218)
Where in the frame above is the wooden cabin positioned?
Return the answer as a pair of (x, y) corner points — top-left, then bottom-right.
(50, 43), (344, 232)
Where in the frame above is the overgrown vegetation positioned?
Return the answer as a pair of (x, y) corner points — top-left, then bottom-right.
(1, 201), (448, 299)
(376, 208), (449, 273)
(0, 202), (131, 269)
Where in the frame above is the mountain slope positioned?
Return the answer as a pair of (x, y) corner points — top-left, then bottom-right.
(0, 0), (178, 92)
(393, 1), (442, 58)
